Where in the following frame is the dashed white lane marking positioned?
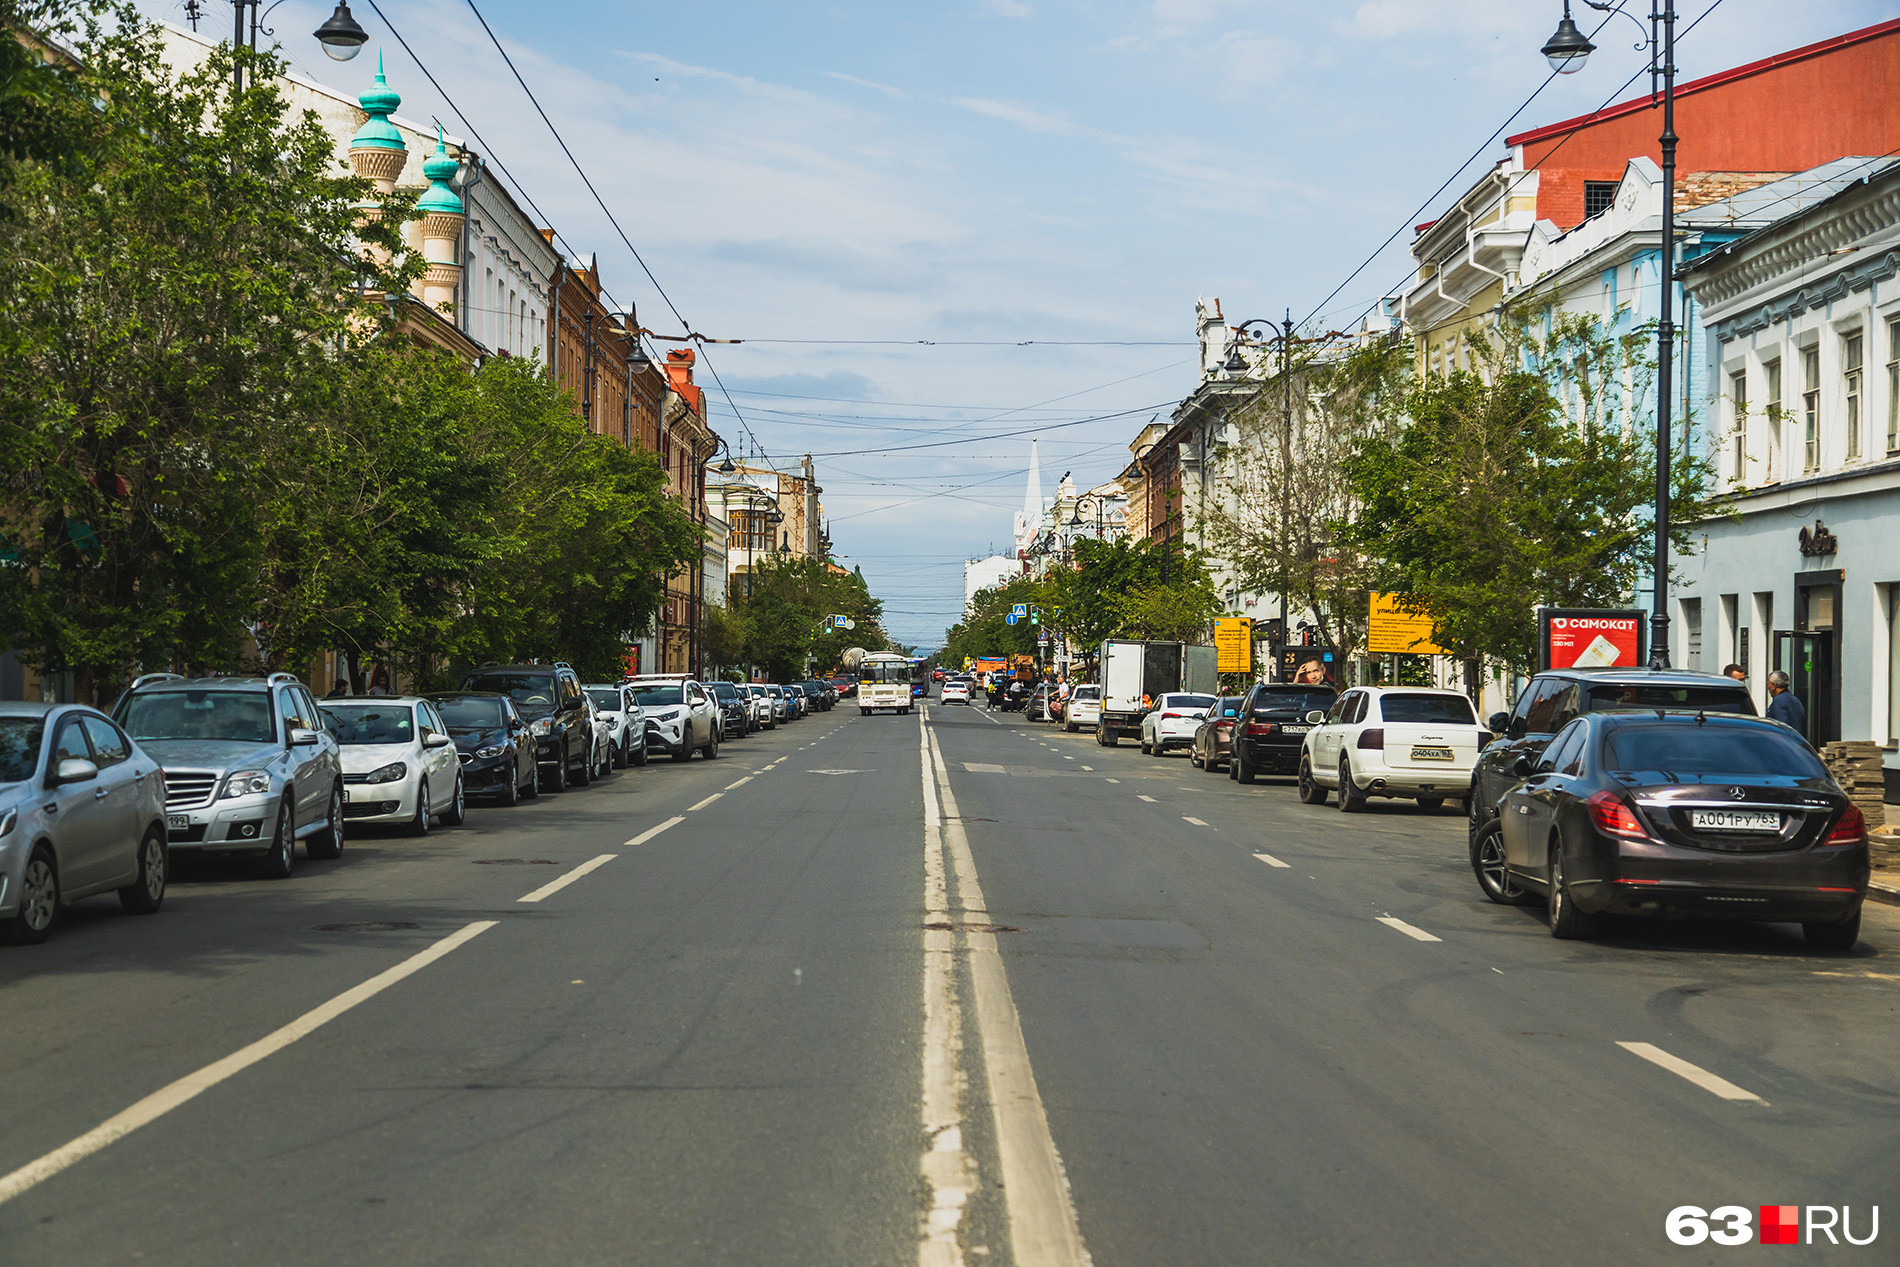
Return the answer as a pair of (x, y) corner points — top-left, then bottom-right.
(1104, 778), (1119, 784)
(623, 816), (684, 848)
(1137, 795), (1157, 803)
(1617, 1042), (1763, 1102)
(1254, 852), (1291, 868)
(1063, 756), (1075, 761)
(1183, 816), (1209, 827)
(1080, 766), (1092, 771)
(725, 776), (753, 790)
(1376, 916), (1442, 943)
(0, 919), (498, 1205)
(518, 853), (618, 903)
(687, 793), (723, 812)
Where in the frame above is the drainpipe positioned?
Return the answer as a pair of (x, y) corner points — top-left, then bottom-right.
(548, 265), (562, 380)
(458, 152), (484, 344)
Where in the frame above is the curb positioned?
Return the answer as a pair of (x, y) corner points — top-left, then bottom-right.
(1869, 881), (1900, 908)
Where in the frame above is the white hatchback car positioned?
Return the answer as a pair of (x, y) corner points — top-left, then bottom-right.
(940, 679), (971, 704)
(1063, 685), (1101, 733)
(320, 697), (465, 835)
(1140, 693), (1217, 756)
(1297, 686), (1486, 813)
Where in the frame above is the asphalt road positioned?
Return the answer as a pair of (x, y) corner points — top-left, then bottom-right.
(2, 700), (1896, 1264)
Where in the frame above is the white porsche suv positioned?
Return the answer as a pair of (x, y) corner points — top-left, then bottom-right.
(1297, 686), (1485, 813)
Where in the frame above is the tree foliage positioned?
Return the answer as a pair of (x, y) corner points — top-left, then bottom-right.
(730, 555), (885, 682)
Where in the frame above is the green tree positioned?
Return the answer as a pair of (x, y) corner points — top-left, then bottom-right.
(941, 576), (1044, 669)
(733, 554), (885, 681)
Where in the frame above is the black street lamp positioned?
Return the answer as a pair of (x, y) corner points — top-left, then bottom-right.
(313, 1), (369, 61)
(1232, 313), (1297, 656)
(1543, 0), (1678, 669)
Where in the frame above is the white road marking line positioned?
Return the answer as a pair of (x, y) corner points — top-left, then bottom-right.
(1137, 795), (1157, 803)
(686, 793), (723, 812)
(517, 853), (618, 903)
(919, 713), (971, 1267)
(1253, 853), (1290, 868)
(1063, 756), (1075, 761)
(725, 776), (753, 790)
(1080, 766), (1092, 771)
(1376, 916), (1442, 943)
(1183, 816), (1209, 827)
(1617, 1042), (1763, 1102)
(924, 723), (1090, 1267)
(1104, 778), (1119, 783)
(624, 816), (684, 848)
(0, 919), (497, 1205)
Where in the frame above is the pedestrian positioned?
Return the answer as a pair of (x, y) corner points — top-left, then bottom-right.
(368, 666), (391, 696)
(1722, 662), (1746, 682)
(1765, 670), (1808, 735)
(325, 679), (352, 699)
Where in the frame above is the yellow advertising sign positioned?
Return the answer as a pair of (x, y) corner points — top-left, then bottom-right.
(1367, 593), (1448, 656)
(1214, 617), (1253, 674)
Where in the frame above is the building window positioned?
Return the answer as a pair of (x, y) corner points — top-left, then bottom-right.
(1887, 318), (1900, 454)
(1583, 181), (1618, 219)
(1764, 358), (1782, 481)
(1728, 369), (1747, 483)
(1802, 346), (1820, 471)
(1844, 332), (1863, 460)
(1681, 597), (1702, 672)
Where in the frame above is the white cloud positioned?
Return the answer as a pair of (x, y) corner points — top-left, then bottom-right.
(823, 70), (906, 98)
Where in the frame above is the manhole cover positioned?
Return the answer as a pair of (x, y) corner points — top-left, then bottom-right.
(314, 921), (421, 932)
(473, 858), (560, 865)
(923, 921), (1024, 934)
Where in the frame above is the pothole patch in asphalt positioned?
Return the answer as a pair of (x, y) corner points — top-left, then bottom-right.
(923, 921), (1025, 934)
(314, 921), (421, 932)
(472, 858), (561, 865)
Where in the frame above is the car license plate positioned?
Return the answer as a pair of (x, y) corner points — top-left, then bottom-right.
(167, 813), (190, 830)
(1282, 725), (1310, 735)
(1410, 746), (1454, 761)
(1690, 808), (1780, 832)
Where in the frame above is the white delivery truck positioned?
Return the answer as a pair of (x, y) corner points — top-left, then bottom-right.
(1095, 639), (1217, 746)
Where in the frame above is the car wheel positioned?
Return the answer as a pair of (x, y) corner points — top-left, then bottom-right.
(306, 785), (345, 859)
(1297, 756), (1327, 805)
(631, 743), (648, 767)
(1235, 746), (1256, 785)
(1467, 781), (1486, 840)
(118, 826), (168, 914)
(524, 759), (541, 799)
(1547, 838), (1599, 939)
(1064, 719), (1076, 733)
(259, 800), (297, 876)
(1470, 820), (1534, 906)
(1099, 727), (1116, 747)
(1, 845), (59, 944)
(574, 740), (593, 786)
(702, 726), (720, 760)
(500, 763), (521, 806)
(439, 774), (466, 827)
(1416, 796), (1445, 812)
(406, 782), (432, 837)
(1804, 913), (1861, 952)
(1190, 745), (1202, 769)
(1337, 757), (1367, 813)
(1228, 751), (1239, 781)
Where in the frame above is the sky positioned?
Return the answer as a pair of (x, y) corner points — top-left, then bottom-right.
(143, 0), (1895, 647)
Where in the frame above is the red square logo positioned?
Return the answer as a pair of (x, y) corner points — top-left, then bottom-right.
(1760, 1206), (1800, 1245)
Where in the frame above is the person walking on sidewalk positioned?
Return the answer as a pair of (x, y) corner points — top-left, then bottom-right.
(1766, 670), (1808, 737)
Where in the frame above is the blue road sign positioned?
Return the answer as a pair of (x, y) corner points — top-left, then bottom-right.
(1011, 604), (1028, 617)
(1005, 614), (1020, 625)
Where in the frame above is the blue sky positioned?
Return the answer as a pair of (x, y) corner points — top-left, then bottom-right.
(144, 0), (1895, 646)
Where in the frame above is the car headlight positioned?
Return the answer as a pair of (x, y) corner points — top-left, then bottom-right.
(220, 770), (272, 799)
(475, 746), (504, 759)
(530, 719), (551, 735)
(364, 761), (408, 784)
(0, 807), (15, 838)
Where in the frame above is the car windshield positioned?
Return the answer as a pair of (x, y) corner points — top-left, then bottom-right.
(1072, 687), (1099, 700)
(321, 704), (415, 745)
(1586, 684), (1754, 714)
(746, 685), (767, 696)
(121, 691), (274, 743)
(1603, 723), (1825, 778)
(1378, 693), (1477, 725)
(629, 685), (684, 707)
(586, 690), (623, 712)
(713, 682), (740, 700)
(1253, 689), (1334, 714)
(1163, 695), (1216, 711)
(435, 697), (504, 730)
(465, 673), (558, 718)
(0, 717), (45, 782)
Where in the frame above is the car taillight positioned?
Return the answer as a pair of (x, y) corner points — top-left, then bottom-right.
(1356, 728), (1384, 750)
(1162, 712), (1182, 719)
(1823, 804), (1866, 846)
(1587, 790), (1647, 839)
(1244, 721), (1275, 736)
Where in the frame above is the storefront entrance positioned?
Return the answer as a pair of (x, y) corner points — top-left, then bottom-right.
(1776, 570), (1844, 743)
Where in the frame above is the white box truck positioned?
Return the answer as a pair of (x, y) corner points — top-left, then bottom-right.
(1095, 639), (1217, 746)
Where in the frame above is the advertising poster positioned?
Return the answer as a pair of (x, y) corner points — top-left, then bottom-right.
(1538, 608), (1645, 671)
(1275, 645), (1338, 687)
(1367, 592), (1449, 656)
(1214, 617), (1253, 674)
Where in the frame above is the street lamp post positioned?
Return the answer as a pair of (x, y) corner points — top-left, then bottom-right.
(1542, 0), (1678, 669)
(1230, 312), (1297, 661)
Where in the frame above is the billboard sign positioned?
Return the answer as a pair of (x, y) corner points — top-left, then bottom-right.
(1367, 592), (1449, 656)
(1274, 644), (1338, 687)
(1214, 617), (1253, 673)
(1538, 608), (1645, 671)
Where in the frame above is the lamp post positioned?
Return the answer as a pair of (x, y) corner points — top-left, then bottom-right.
(1542, 0), (1678, 669)
(1230, 312), (1297, 660)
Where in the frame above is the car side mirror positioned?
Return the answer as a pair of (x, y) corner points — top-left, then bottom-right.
(289, 728), (321, 747)
(1487, 712), (1510, 734)
(1304, 710), (1326, 725)
(424, 733), (453, 749)
(1507, 717), (1527, 739)
(1511, 756), (1535, 778)
(1224, 708), (1237, 717)
(54, 757), (98, 785)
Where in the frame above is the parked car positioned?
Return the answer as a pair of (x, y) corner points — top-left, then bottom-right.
(709, 680), (751, 738)
(1027, 684), (1051, 721)
(830, 677), (857, 700)
(427, 692), (539, 804)
(764, 684), (790, 723)
(1470, 668), (1757, 839)
(321, 697), (466, 834)
(115, 672), (344, 877)
(584, 683), (648, 768)
(787, 684), (810, 719)
(1063, 684), (1101, 733)
(0, 702), (169, 944)
(1471, 711), (1867, 948)
(1139, 693), (1218, 756)
(1298, 687), (1484, 812)
(628, 677), (721, 761)
(941, 679), (972, 705)
(579, 693), (615, 781)
(461, 662), (593, 793)
(800, 680), (835, 712)
(1190, 697), (1246, 772)
(743, 683), (777, 730)
(1229, 683), (1339, 783)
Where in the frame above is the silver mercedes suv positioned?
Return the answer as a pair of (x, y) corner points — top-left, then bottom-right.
(113, 673), (345, 877)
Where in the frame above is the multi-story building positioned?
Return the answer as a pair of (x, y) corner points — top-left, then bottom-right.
(705, 458), (827, 602)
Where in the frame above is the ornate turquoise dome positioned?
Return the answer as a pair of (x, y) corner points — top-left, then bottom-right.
(417, 126), (463, 215)
(350, 51), (406, 151)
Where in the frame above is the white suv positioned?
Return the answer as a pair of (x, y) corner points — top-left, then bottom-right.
(626, 677), (721, 761)
(1139, 693), (1217, 756)
(1298, 686), (1485, 813)
(1063, 685), (1101, 732)
(585, 683), (648, 768)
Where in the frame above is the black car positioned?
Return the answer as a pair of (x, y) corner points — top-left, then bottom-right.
(427, 692), (538, 805)
(1470, 711), (1867, 948)
(800, 680), (835, 711)
(709, 680), (751, 738)
(1470, 668), (1754, 839)
(1229, 683), (1340, 783)
(460, 662), (593, 793)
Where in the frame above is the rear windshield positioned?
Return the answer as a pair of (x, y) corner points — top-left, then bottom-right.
(586, 689), (623, 712)
(0, 717), (45, 782)
(1585, 684), (1755, 715)
(1252, 689), (1335, 715)
(1378, 693), (1477, 725)
(122, 691), (274, 743)
(1603, 723), (1824, 778)
(1072, 686), (1099, 700)
(322, 704), (414, 745)
(435, 697), (503, 729)
(464, 673), (557, 717)
(628, 685), (684, 707)
(1163, 695), (1217, 710)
